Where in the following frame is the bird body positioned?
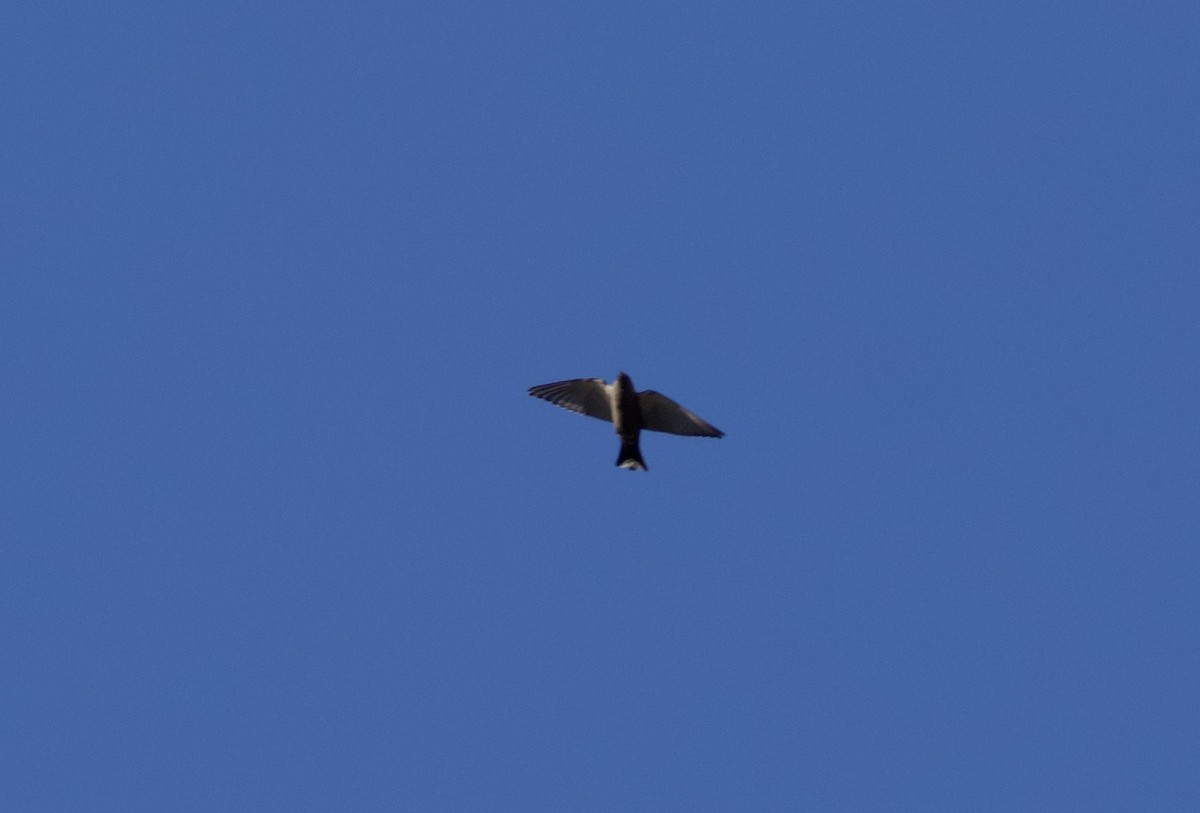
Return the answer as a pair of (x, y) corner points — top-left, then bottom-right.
(610, 372), (645, 469)
(528, 372), (723, 470)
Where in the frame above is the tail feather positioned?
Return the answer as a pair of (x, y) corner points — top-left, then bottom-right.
(616, 438), (647, 471)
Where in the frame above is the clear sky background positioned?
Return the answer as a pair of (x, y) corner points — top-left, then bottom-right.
(3, 2), (1198, 810)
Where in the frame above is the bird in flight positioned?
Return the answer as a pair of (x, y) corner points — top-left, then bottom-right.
(528, 372), (723, 470)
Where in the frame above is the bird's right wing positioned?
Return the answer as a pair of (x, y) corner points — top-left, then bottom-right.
(527, 378), (613, 422)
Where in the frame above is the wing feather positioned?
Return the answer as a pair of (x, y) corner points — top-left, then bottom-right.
(638, 390), (724, 437)
(527, 378), (613, 422)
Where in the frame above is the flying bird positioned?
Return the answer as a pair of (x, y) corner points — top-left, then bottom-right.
(528, 372), (723, 470)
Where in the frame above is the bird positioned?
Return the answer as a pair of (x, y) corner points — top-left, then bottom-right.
(527, 372), (723, 470)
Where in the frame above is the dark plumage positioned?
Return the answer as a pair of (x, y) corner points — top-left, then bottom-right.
(528, 372), (723, 470)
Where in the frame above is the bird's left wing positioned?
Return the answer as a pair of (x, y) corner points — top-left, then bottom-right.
(528, 378), (613, 422)
(638, 390), (724, 437)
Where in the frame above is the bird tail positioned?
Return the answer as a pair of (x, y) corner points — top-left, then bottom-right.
(616, 438), (647, 471)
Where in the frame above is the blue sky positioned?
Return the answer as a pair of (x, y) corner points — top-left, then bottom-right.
(3, 2), (1198, 809)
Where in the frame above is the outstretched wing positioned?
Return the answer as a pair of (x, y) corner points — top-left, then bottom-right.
(638, 390), (724, 437)
(528, 378), (613, 422)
